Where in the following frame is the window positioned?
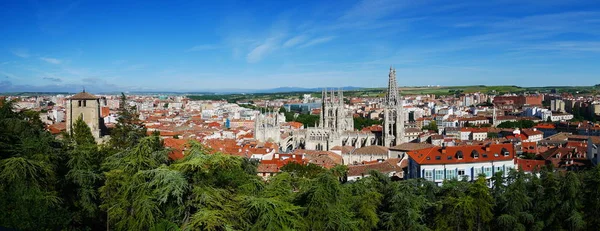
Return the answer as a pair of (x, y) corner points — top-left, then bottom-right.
(456, 151), (464, 159)
(447, 156), (452, 160)
(484, 167), (493, 177)
(424, 170), (433, 181)
(435, 170), (444, 181)
(494, 153), (499, 157)
(435, 156), (441, 160)
(78, 100), (82, 107)
(471, 150), (479, 158)
(482, 153), (488, 158)
(458, 169), (465, 177)
(474, 167), (483, 177)
(495, 166), (503, 174)
(83, 100), (87, 107)
(502, 148), (510, 156)
(446, 169), (456, 179)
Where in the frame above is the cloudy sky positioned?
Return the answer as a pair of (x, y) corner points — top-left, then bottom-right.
(1, 0), (600, 92)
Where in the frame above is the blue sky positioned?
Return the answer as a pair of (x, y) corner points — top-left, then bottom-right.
(1, 0), (600, 92)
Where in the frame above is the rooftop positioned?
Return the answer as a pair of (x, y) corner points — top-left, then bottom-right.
(69, 91), (99, 100)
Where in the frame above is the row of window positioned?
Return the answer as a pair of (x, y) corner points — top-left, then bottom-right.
(423, 165), (514, 181)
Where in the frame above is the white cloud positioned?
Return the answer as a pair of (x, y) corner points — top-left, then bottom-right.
(246, 36), (283, 63)
(40, 57), (62, 64)
(299, 36), (336, 48)
(11, 48), (30, 58)
(283, 35), (307, 48)
(187, 44), (220, 52)
(247, 43), (273, 63)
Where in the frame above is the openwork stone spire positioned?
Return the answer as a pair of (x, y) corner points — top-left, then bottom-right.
(385, 66), (400, 107)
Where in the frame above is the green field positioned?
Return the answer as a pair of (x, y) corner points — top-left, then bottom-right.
(186, 85), (600, 102)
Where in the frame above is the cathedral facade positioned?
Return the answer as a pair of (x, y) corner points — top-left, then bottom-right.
(254, 67), (407, 152)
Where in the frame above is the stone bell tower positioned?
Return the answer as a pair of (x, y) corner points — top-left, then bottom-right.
(66, 90), (102, 139)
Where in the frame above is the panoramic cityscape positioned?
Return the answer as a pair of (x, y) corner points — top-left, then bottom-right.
(2, 1), (600, 231)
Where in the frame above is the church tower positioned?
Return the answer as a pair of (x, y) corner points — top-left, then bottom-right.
(66, 90), (102, 139)
(383, 67), (405, 147)
(319, 88), (353, 133)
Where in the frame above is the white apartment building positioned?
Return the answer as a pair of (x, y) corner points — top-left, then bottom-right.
(407, 143), (516, 186)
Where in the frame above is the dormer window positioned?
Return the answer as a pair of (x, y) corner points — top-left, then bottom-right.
(456, 150), (464, 159)
(501, 148), (510, 156)
(470, 150), (478, 159)
(556, 153), (561, 159)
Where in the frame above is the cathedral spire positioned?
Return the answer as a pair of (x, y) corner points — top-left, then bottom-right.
(385, 66), (400, 106)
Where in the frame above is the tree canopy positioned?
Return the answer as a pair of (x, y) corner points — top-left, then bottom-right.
(1, 97), (600, 231)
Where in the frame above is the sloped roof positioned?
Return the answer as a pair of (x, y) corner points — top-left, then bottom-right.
(516, 159), (547, 172)
(330, 145), (355, 154)
(348, 158), (405, 176)
(389, 142), (435, 151)
(352, 145), (389, 155)
(407, 143), (515, 165)
(69, 91), (98, 100)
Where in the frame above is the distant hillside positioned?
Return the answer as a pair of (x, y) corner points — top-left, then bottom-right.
(255, 86), (363, 93)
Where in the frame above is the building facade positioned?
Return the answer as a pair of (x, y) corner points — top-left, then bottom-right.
(406, 143), (516, 186)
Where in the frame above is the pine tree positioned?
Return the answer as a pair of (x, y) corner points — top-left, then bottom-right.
(109, 93), (147, 151)
(72, 114), (96, 146)
(583, 166), (600, 230)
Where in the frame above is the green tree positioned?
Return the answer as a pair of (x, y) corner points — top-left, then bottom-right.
(0, 99), (69, 230)
(71, 114), (96, 145)
(281, 162), (325, 178)
(100, 136), (176, 230)
(494, 170), (535, 231)
(296, 172), (358, 231)
(557, 172), (584, 230)
(469, 176), (494, 231)
(583, 166), (600, 230)
(354, 116), (382, 130)
(109, 93), (147, 151)
(423, 121), (439, 133)
(348, 176), (382, 230)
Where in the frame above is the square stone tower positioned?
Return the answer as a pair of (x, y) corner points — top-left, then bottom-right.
(66, 90), (101, 139)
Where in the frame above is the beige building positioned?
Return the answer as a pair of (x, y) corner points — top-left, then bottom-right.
(343, 145), (389, 165)
(66, 91), (102, 139)
(551, 99), (565, 112)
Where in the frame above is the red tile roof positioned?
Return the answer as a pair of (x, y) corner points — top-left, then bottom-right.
(47, 122), (66, 135)
(101, 106), (110, 117)
(283, 121), (303, 129)
(535, 123), (556, 129)
(163, 138), (189, 160)
(516, 159), (546, 172)
(407, 143), (515, 165)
